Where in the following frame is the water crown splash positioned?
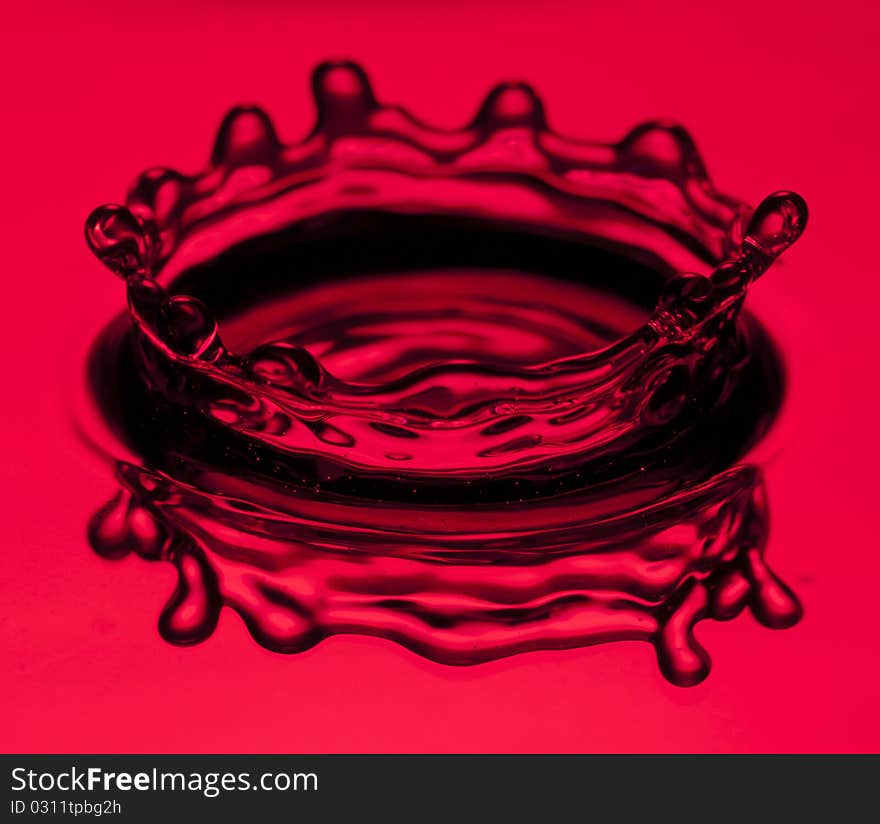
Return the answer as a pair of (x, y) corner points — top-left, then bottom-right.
(84, 61), (806, 686)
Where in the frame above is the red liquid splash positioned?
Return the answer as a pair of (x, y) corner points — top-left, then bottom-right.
(83, 61), (806, 686)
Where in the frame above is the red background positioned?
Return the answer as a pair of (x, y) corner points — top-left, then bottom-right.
(2, 0), (878, 752)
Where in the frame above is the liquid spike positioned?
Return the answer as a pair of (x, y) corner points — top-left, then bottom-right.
(743, 191), (809, 264)
(84, 204), (157, 278)
(211, 105), (283, 168)
(158, 294), (224, 361)
(474, 82), (547, 130)
(311, 60), (378, 133)
(127, 166), (188, 224)
(619, 120), (708, 180)
(158, 547), (222, 646)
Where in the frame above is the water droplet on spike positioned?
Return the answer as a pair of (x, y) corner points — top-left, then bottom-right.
(159, 295), (223, 360)
(745, 548), (803, 628)
(159, 547), (222, 646)
(211, 106), (282, 168)
(476, 82), (546, 129)
(653, 273), (715, 334)
(87, 491), (167, 560)
(127, 166), (188, 224)
(84, 204), (156, 278)
(248, 341), (323, 392)
(312, 60), (377, 133)
(660, 272), (713, 309)
(620, 121), (706, 179)
(655, 583), (711, 687)
(744, 190), (808, 260)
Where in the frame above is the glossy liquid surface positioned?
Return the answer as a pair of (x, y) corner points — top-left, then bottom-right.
(83, 62), (806, 686)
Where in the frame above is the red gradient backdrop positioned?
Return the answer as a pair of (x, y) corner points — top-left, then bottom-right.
(2, 0), (878, 752)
